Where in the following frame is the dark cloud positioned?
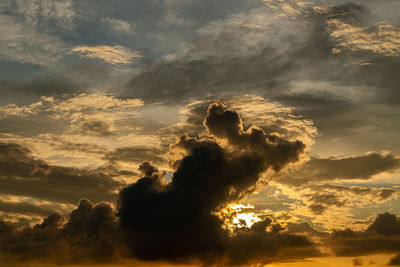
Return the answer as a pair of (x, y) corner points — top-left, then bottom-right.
(278, 153), (400, 186)
(105, 146), (167, 164)
(305, 193), (346, 215)
(286, 222), (328, 237)
(123, 46), (293, 104)
(79, 120), (113, 136)
(300, 185), (399, 215)
(353, 257), (363, 266)
(0, 199), (122, 264)
(274, 91), (355, 132)
(0, 143), (125, 204)
(0, 74), (82, 103)
(367, 212), (400, 236)
(307, 193), (346, 207)
(327, 213), (400, 257)
(50, 138), (107, 155)
(0, 200), (64, 218)
(388, 254), (400, 266)
(0, 103), (314, 265)
(312, 185), (398, 201)
(117, 103), (313, 264)
(308, 204), (327, 215)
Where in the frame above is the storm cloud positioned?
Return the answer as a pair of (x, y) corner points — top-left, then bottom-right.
(117, 103), (314, 264)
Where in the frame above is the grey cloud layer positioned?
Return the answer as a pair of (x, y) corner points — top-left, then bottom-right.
(122, 1), (400, 153)
(0, 143), (125, 205)
(278, 153), (400, 186)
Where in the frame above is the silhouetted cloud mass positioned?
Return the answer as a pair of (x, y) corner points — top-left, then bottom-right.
(0, 104), (316, 265)
(118, 103), (313, 264)
(0, 199), (121, 265)
(327, 212), (400, 264)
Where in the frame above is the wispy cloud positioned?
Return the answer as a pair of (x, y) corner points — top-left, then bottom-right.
(101, 17), (135, 35)
(328, 19), (400, 57)
(71, 45), (141, 64)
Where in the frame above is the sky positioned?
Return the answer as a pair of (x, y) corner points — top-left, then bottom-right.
(0, 0), (400, 266)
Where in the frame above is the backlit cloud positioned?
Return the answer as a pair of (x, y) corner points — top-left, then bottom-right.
(328, 19), (400, 56)
(71, 45), (141, 64)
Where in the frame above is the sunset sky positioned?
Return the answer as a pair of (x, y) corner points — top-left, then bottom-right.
(1, 0), (400, 266)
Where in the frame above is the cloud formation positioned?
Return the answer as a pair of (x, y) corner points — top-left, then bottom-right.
(0, 142), (125, 205)
(71, 45), (141, 64)
(118, 103), (312, 264)
(327, 212), (400, 265)
(0, 199), (121, 265)
(277, 153), (400, 186)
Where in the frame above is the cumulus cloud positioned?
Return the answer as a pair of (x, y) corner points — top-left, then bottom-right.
(174, 96), (317, 147)
(71, 45), (141, 64)
(0, 199), (121, 264)
(118, 103), (312, 264)
(0, 103), (318, 265)
(1, 102), (399, 265)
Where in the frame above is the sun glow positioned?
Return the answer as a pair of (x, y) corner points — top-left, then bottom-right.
(219, 203), (262, 232)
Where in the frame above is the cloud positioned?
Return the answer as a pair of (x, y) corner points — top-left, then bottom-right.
(353, 257), (363, 266)
(0, 142), (125, 204)
(78, 120), (114, 136)
(174, 96), (317, 147)
(0, 103), (317, 265)
(0, 74), (83, 96)
(327, 19), (400, 57)
(327, 213), (400, 260)
(119, 1), (400, 155)
(105, 146), (167, 164)
(71, 45), (141, 64)
(0, 0), (75, 66)
(50, 93), (143, 112)
(0, 102), (43, 119)
(1, 102), (399, 265)
(7, 0), (75, 30)
(277, 153), (400, 186)
(101, 17), (135, 35)
(302, 185), (399, 215)
(0, 199), (122, 264)
(388, 253), (400, 266)
(0, 197), (71, 218)
(0, 14), (68, 66)
(118, 103), (312, 264)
